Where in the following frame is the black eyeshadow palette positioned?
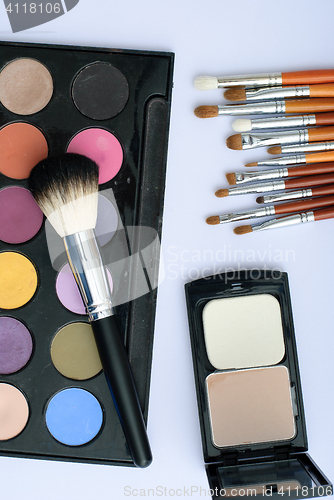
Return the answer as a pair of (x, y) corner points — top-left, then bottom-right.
(0, 40), (174, 466)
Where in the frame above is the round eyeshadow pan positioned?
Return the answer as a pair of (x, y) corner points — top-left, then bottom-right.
(71, 62), (129, 120)
(50, 322), (102, 380)
(0, 186), (43, 244)
(0, 58), (53, 115)
(0, 252), (38, 309)
(45, 388), (103, 446)
(56, 263), (113, 315)
(0, 317), (33, 375)
(95, 193), (118, 246)
(0, 383), (29, 440)
(0, 122), (48, 179)
(67, 128), (123, 184)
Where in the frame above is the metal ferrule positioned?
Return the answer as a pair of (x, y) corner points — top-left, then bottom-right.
(228, 179), (286, 196)
(219, 205), (276, 223)
(240, 130), (309, 149)
(252, 211), (315, 232)
(280, 141), (334, 154)
(257, 154), (306, 166)
(260, 189), (313, 204)
(63, 229), (113, 322)
(245, 85), (310, 101)
(217, 73), (282, 88)
(235, 168), (289, 184)
(249, 114), (317, 130)
(218, 100), (286, 116)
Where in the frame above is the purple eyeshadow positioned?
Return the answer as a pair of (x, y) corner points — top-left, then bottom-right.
(0, 186), (43, 244)
(0, 317), (33, 375)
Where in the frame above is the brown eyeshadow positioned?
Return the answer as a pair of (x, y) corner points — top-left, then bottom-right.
(206, 366), (296, 448)
(0, 58), (53, 115)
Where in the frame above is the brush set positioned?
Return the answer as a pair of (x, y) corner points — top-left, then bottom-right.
(194, 69), (334, 233)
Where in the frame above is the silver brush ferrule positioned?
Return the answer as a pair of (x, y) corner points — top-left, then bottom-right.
(235, 168), (289, 184)
(240, 130), (309, 149)
(247, 114), (317, 131)
(260, 189), (313, 204)
(279, 141), (334, 154)
(219, 205), (276, 223)
(245, 85), (310, 101)
(217, 73), (282, 88)
(252, 211), (315, 232)
(256, 154), (306, 166)
(63, 229), (113, 321)
(218, 100), (286, 116)
(228, 180), (286, 195)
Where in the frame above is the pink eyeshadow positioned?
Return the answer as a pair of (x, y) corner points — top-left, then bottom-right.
(67, 128), (123, 184)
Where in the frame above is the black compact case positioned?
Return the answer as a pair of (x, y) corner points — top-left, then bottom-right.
(0, 41), (174, 465)
(185, 270), (332, 498)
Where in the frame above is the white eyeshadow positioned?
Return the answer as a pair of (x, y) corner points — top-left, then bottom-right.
(202, 294), (285, 370)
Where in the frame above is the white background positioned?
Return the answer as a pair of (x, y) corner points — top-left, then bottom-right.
(0, 1), (333, 499)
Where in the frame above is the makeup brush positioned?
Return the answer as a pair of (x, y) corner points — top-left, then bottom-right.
(206, 195), (334, 225)
(28, 153), (152, 468)
(256, 183), (334, 204)
(233, 206), (334, 234)
(224, 83), (334, 102)
(245, 150), (334, 167)
(268, 141), (334, 155)
(194, 69), (334, 90)
(226, 126), (334, 150)
(194, 99), (334, 118)
(215, 172), (334, 197)
(226, 162), (334, 185)
(232, 112), (334, 132)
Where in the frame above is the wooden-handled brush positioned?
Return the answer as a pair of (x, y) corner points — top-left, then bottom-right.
(28, 153), (152, 468)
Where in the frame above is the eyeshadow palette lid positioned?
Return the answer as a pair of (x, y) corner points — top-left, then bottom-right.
(185, 270), (332, 497)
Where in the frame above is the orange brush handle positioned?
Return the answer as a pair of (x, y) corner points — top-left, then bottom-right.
(305, 151), (334, 163)
(285, 99), (334, 113)
(308, 126), (334, 142)
(282, 70), (334, 85)
(275, 195), (334, 215)
(311, 184), (334, 196)
(309, 84), (334, 97)
(313, 206), (334, 221)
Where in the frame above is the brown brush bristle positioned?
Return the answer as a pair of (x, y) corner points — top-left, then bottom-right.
(226, 173), (236, 185)
(206, 216), (220, 225)
(256, 196), (264, 204)
(226, 134), (243, 150)
(194, 106), (218, 118)
(224, 88), (246, 101)
(245, 162), (258, 167)
(268, 146), (281, 154)
(215, 189), (229, 198)
(233, 225), (253, 235)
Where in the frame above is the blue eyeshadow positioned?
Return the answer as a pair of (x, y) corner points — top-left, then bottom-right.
(45, 388), (103, 446)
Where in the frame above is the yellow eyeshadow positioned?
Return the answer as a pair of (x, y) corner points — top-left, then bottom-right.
(0, 252), (38, 309)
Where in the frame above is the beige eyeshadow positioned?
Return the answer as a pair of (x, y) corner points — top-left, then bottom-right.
(51, 322), (102, 380)
(203, 294), (285, 370)
(206, 366), (296, 448)
(0, 383), (29, 440)
(0, 58), (53, 115)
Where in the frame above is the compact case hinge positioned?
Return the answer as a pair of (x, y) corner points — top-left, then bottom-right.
(221, 452), (239, 466)
(274, 446), (291, 461)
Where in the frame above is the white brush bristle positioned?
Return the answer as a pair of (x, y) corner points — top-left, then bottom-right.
(232, 119), (252, 132)
(194, 76), (218, 90)
(45, 192), (98, 238)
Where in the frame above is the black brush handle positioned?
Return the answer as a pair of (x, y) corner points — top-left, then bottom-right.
(92, 315), (152, 468)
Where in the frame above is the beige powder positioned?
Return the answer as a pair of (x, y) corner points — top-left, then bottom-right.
(0, 58), (53, 115)
(0, 383), (29, 440)
(206, 366), (296, 448)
